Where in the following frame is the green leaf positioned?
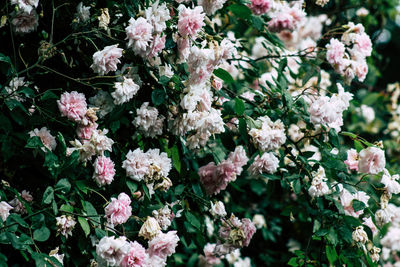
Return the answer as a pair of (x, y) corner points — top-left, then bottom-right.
(213, 68), (234, 84)
(175, 184), (185, 196)
(33, 226), (50, 242)
(151, 89), (166, 106)
(185, 211), (201, 230)
(44, 152), (60, 177)
(192, 184), (203, 197)
(55, 178), (71, 193)
(7, 214), (28, 228)
(60, 204), (74, 213)
(25, 136), (43, 149)
(329, 128), (340, 148)
(126, 180), (138, 195)
(170, 145), (181, 173)
(251, 15), (264, 30)
(326, 245), (338, 264)
(42, 186), (54, 204)
(78, 216), (90, 237)
(352, 199), (366, 212)
(234, 98), (245, 116)
(354, 140), (364, 152)
(40, 90), (58, 101)
(228, 4), (252, 20)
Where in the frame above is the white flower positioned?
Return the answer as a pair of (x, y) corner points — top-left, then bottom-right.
(198, 0), (227, 15)
(252, 214), (266, 229)
(56, 215), (76, 238)
(111, 77), (140, 105)
(11, 0), (39, 13)
(133, 102), (165, 138)
(159, 64), (174, 78)
(358, 147), (385, 175)
(210, 201), (227, 217)
(125, 17), (153, 56)
(375, 208), (394, 227)
(0, 201), (13, 221)
(96, 236), (130, 266)
(308, 166), (330, 198)
(145, 0), (171, 33)
(381, 169), (400, 194)
(90, 44), (123, 75)
(5, 77), (27, 102)
(249, 116), (286, 151)
(352, 226), (368, 244)
(248, 152), (279, 175)
(28, 127), (57, 152)
(76, 2), (90, 23)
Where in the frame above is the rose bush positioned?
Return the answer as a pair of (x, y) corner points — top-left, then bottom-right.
(1, 0), (400, 266)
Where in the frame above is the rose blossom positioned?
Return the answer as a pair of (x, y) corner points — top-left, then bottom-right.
(249, 0), (272, 15)
(57, 91), (88, 122)
(93, 156), (116, 186)
(11, 0), (39, 14)
(210, 201), (227, 217)
(90, 44), (123, 75)
(248, 152), (279, 175)
(28, 127), (57, 152)
(105, 193), (132, 226)
(358, 147), (385, 174)
(11, 10), (39, 33)
(139, 217), (161, 240)
(111, 77), (140, 105)
(0, 201), (13, 222)
(227, 146), (249, 174)
(326, 38), (345, 65)
(55, 215), (76, 238)
(199, 243), (221, 266)
(147, 231), (179, 259)
(96, 236), (130, 266)
(381, 169), (400, 195)
(177, 5), (205, 37)
(125, 17), (153, 56)
(344, 149), (359, 171)
(199, 160), (237, 195)
(121, 241), (148, 267)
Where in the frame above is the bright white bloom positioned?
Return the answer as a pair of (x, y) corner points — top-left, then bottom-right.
(352, 226), (368, 244)
(90, 45), (123, 75)
(139, 216), (161, 240)
(145, 1), (171, 33)
(11, 0), (39, 13)
(5, 77), (27, 102)
(111, 77), (140, 105)
(210, 201), (227, 217)
(96, 236), (130, 266)
(56, 215), (76, 238)
(381, 169), (400, 195)
(0, 201), (13, 221)
(252, 214), (266, 229)
(375, 208), (394, 226)
(134, 102), (165, 138)
(308, 166), (330, 198)
(152, 205), (174, 230)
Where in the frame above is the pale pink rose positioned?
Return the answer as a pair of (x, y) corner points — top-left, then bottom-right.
(91, 44), (123, 75)
(249, 0), (272, 15)
(248, 152), (279, 175)
(268, 12), (294, 32)
(354, 33), (372, 57)
(28, 127), (57, 152)
(241, 218), (256, 247)
(121, 241), (148, 267)
(77, 123), (98, 140)
(344, 149), (359, 171)
(93, 156), (115, 186)
(148, 34), (166, 58)
(326, 38), (345, 65)
(201, 243), (221, 265)
(0, 201), (13, 221)
(147, 231), (179, 259)
(212, 77), (223, 90)
(227, 146), (249, 175)
(105, 193), (132, 226)
(57, 91), (88, 122)
(199, 160), (237, 195)
(340, 187), (369, 218)
(177, 37), (191, 61)
(198, 162), (218, 195)
(362, 217), (377, 236)
(358, 147), (385, 174)
(125, 17), (153, 56)
(177, 5), (205, 37)
(354, 60), (368, 82)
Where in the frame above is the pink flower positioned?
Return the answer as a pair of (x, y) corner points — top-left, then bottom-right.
(227, 146), (249, 175)
(93, 156), (115, 186)
(354, 33), (372, 58)
(77, 123), (98, 140)
(57, 91), (88, 122)
(147, 231), (179, 259)
(148, 34), (166, 58)
(125, 17), (153, 56)
(248, 152), (279, 175)
(105, 193), (132, 226)
(91, 44), (123, 75)
(326, 38), (345, 65)
(0, 201), (13, 221)
(121, 241), (148, 267)
(354, 60), (368, 82)
(28, 127), (57, 152)
(358, 147), (385, 174)
(241, 218), (256, 247)
(344, 149), (359, 171)
(177, 5), (205, 37)
(201, 243), (221, 265)
(249, 0), (272, 15)
(199, 160), (237, 195)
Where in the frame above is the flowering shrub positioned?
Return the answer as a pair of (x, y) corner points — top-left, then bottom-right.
(1, 0), (400, 266)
